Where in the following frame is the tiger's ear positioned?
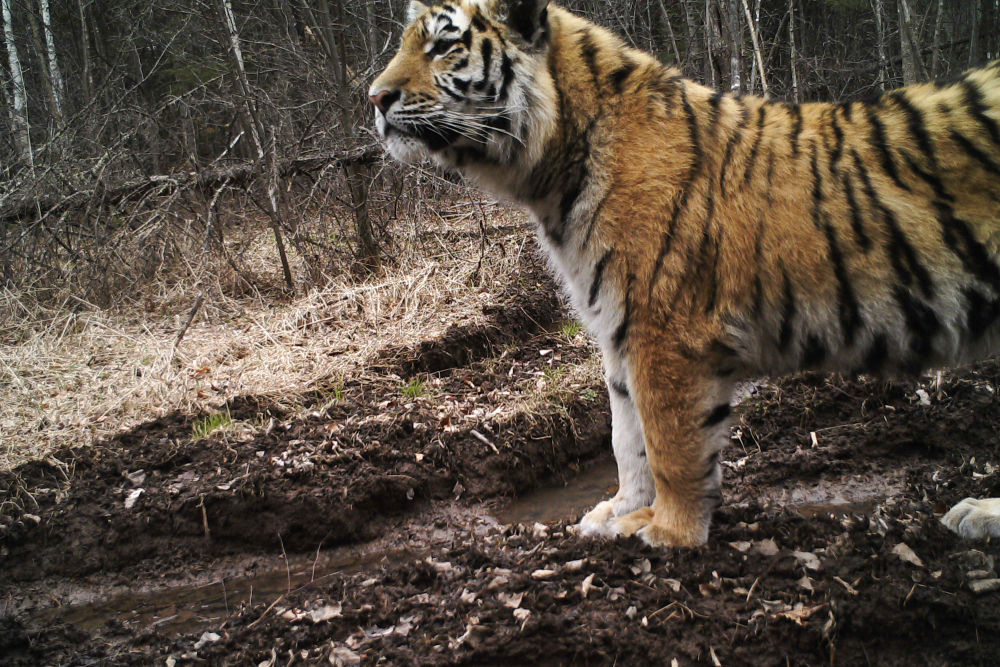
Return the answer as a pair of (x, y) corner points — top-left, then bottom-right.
(500, 0), (550, 43)
(406, 1), (429, 23)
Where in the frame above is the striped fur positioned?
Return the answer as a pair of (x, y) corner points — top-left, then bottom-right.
(371, 1), (1000, 546)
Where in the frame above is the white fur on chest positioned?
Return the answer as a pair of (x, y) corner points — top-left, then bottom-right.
(533, 212), (623, 348)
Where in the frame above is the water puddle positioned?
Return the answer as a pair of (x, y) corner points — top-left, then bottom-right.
(495, 459), (618, 525)
(32, 546), (407, 636)
(753, 472), (904, 521)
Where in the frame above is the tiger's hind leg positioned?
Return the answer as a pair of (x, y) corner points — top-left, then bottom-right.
(579, 348), (655, 537)
(942, 498), (1000, 539)
(611, 329), (733, 547)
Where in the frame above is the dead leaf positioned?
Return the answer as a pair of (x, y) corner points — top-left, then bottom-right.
(777, 603), (826, 626)
(892, 543), (924, 568)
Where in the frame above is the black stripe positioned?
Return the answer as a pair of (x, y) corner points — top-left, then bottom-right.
(900, 151), (951, 201)
(830, 108), (844, 174)
(951, 131), (1000, 176)
(452, 77), (470, 93)
(964, 287), (1000, 341)
(440, 84), (466, 101)
(485, 113), (511, 133)
(789, 103), (803, 157)
(810, 141), (825, 229)
(841, 101), (854, 123)
(700, 452), (722, 480)
(866, 107), (911, 191)
(889, 91), (939, 169)
(610, 60), (637, 94)
(480, 37), (493, 80)
(460, 28), (472, 49)
(588, 249), (613, 308)
(824, 223), (862, 346)
(708, 91), (724, 136)
(841, 173), (871, 251)
(742, 106), (766, 186)
(802, 334), (827, 368)
(471, 14), (486, 31)
(851, 149), (934, 298)
(578, 30), (602, 91)
(894, 287), (940, 362)
(702, 404), (731, 428)
(719, 101), (750, 194)
(613, 274), (634, 349)
(864, 333), (889, 374)
(778, 269), (796, 350)
(453, 57), (469, 70)
(440, 4), (456, 14)
(935, 202), (1000, 292)
(498, 52), (514, 100)
(961, 79), (1000, 148)
(610, 380), (629, 398)
(650, 86), (701, 294)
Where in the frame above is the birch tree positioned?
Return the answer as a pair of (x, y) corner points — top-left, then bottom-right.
(217, 0), (294, 290)
(38, 0), (65, 121)
(898, 0), (928, 84)
(2, 0), (31, 163)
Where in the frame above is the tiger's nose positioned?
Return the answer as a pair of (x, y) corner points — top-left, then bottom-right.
(369, 89), (401, 114)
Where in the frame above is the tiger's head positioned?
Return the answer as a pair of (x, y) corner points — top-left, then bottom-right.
(369, 0), (557, 183)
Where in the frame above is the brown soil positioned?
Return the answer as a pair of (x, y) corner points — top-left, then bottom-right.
(3, 273), (1000, 665)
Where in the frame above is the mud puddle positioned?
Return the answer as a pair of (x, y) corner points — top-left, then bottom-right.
(28, 457), (907, 641)
(29, 546), (407, 636)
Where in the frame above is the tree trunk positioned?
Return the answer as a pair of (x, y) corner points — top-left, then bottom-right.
(741, 0), (767, 95)
(726, 0), (741, 92)
(77, 0), (92, 102)
(38, 0), (64, 121)
(217, 0), (295, 291)
(898, 0), (928, 84)
(788, 0), (798, 102)
(2, 0), (31, 164)
(968, 0), (981, 68)
(930, 0), (943, 78)
(872, 0), (889, 91)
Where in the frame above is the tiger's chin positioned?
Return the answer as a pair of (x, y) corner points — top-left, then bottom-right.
(383, 134), (434, 165)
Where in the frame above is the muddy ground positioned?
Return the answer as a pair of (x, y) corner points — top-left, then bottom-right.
(3, 262), (1000, 665)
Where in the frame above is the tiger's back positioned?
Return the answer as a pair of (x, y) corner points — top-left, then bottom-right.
(371, 0), (1000, 546)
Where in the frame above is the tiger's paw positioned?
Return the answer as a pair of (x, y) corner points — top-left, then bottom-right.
(579, 500), (618, 538)
(941, 497), (1000, 539)
(611, 507), (708, 548)
(579, 491), (655, 538)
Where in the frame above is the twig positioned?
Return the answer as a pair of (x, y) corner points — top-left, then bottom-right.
(198, 494), (211, 540)
(471, 429), (500, 454)
(171, 292), (205, 361)
(278, 532), (291, 592)
(221, 577), (230, 616)
(247, 593), (285, 629)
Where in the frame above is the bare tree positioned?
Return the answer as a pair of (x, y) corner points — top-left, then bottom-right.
(217, 0), (294, 290)
(2, 0), (31, 163)
(898, 0), (928, 84)
(38, 0), (65, 121)
(788, 0), (798, 102)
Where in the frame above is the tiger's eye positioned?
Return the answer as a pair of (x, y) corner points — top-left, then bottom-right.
(429, 39), (458, 57)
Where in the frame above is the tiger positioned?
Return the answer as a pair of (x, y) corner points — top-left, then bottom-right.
(369, 0), (1000, 547)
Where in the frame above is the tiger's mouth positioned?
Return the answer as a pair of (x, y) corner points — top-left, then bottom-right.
(384, 121), (460, 152)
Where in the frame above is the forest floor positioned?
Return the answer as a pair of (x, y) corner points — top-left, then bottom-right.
(2, 220), (1000, 665)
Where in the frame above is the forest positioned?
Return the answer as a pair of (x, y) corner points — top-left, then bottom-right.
(2, 1), (1000, 665)
(1, 0), (998, 300)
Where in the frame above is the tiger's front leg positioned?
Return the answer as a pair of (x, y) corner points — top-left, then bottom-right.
(611, 327), (734, 547)
(579, 348), (655, 537)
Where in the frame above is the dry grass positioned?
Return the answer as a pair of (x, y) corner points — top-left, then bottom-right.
(0, 204), (543, 471)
